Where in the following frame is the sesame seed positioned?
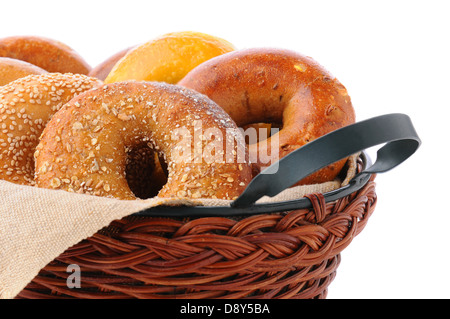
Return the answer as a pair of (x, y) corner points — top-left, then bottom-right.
(72, 122), (83, 130)
(177, 190), (187, 197)
(95, 180), (104, 189)
(117, 113), (131, 121)
(50, 178), (61, 188)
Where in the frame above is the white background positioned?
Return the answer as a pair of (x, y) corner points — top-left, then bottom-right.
(1, 0), (448, 299)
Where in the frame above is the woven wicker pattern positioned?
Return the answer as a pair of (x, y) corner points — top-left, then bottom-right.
(17, 175), (376, 299)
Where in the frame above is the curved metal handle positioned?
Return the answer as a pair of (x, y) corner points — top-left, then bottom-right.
(231, 113), (421, 208)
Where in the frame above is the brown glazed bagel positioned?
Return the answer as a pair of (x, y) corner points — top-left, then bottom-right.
(0, 57), (47, 86)
(34, 81), (252, 200)
(179, 48), (356, 185)
(0, 36), (91, 74)
(0, 73), (102, 185)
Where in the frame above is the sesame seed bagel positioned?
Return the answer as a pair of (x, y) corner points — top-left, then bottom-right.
(179, 48), (356, 185)
(0, 73), (102, 185)
(0, 36), (91, 75)
(34, 81), (252, 200)
(0, 57), (47, 86)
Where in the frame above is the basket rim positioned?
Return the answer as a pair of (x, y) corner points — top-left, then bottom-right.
(132, 151), (372, 218)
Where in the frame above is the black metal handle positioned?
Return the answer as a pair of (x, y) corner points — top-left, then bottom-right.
(231, 113), (421, 208)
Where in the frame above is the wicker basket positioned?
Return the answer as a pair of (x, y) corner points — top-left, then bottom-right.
(16, 114), (420, 299)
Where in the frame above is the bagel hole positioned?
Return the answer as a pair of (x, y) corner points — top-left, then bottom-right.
(125, 143), (168, 199)
(242, 122), (282, 145)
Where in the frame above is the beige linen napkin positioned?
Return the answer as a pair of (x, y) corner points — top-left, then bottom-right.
(0, 154), (358, 299)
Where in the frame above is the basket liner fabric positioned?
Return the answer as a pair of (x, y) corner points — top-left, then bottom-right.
(0, 155), (358, 299)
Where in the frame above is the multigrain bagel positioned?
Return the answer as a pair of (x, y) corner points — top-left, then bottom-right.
(34, 81), (252, 200)
(179, 48), (356, 184)
(0, 36), (91, 75)
(0, 73), (102, 185)
(0, 57), (47, 86)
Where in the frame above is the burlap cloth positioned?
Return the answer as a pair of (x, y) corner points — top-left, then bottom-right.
(0, 154), (358, 299)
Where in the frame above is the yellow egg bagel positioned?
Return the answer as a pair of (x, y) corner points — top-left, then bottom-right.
(104, 31), (235, 84)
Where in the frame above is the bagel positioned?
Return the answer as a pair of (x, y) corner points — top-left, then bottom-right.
(0, 36), (91, 75)
(34, 81), (252, 200)
(0, 57), (47, 86)
(179, 48), (356, 185)
(0, 73), (102, 185)
(104, 31), (235, 84)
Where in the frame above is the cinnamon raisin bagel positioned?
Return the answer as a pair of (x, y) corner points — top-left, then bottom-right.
(34, 81), (252, 200)
(179, 48), (356, 184)
(0, 36), (91, 75)
(0, 73), (102, 185)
